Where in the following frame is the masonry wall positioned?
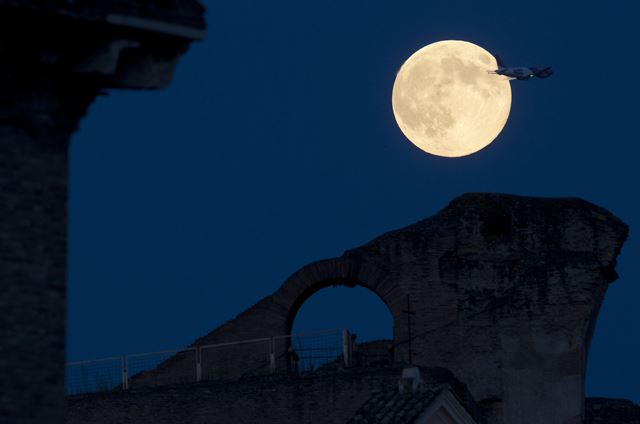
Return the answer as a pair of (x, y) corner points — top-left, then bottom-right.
(67, 368), (640, 424)
(143, 194), (628, 424)
(67, 366), (483, 424)
(0, 68), (97, 423)
(0, 3), (203, 422)
(68, 368), (399, 424)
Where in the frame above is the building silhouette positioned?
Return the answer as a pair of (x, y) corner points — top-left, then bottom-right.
(0, 1), (204, 423)
(68, 194), (638, 424)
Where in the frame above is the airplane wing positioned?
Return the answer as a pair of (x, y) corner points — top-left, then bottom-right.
(531, 67), (553, 78)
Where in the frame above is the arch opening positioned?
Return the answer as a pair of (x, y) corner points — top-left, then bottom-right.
(287, 281), (394, 372)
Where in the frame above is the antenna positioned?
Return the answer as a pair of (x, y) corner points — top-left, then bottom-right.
(402, 294), (416, 364)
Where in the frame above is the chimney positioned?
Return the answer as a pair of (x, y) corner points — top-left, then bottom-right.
(398, 366), (425, 394)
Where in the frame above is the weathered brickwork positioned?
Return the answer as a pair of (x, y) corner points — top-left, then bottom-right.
(67, 366), (481, 424)
(141, 193), (627, 424)
(0, 2), (204, 423)
(0, 70), (98, 424)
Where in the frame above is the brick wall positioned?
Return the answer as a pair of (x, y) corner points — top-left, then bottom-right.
(147, 194), (628, 424)
(0, 3), (203, 422)
(0, 68), (97, 424)
(67, 366), (479, 424)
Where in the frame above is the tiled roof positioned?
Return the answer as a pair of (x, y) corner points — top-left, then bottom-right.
(348, 387), (444, 424)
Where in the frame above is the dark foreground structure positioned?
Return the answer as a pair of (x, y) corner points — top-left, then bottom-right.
(0, 1), (204, 423)
(67, 193), (639, 424)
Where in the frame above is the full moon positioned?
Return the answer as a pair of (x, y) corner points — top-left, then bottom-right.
(392, 40), (511, 157)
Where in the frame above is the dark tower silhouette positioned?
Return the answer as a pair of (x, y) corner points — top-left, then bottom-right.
(0, 1), (205, 422)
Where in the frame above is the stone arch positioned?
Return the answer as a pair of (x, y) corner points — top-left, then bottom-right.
(269, 257), (402, 338)
(174, 256), (408, 381)
(187, 256), (406, 350)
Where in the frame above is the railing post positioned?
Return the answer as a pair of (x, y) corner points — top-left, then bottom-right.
(342, 329), (352, 368)
(196, 346), (202, 382)
(269, 337), (276, 374)
(121, 356), (129, 390)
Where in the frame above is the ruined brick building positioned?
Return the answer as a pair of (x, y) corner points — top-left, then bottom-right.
(1, 2), (639, 424)
(65, 193), (639, 424)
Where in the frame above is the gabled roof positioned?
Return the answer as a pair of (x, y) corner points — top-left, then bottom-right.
(348, 387), (442, 424)
(348, 386), (479, 424)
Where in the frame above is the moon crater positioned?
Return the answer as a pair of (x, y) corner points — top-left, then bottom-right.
(392, 40), (511, 157)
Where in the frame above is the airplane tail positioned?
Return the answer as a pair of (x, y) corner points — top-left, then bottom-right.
(531, 67), (554, 78)
(494, 54), (506, 68)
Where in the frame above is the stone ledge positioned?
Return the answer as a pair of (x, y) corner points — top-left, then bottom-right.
(0, 0), (205, 36)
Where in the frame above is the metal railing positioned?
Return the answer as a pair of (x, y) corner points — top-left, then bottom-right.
(65, 328), (353, 396)
(66, 356), (125, 395)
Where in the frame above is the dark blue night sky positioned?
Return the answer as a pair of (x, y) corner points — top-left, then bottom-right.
(67, 0), (639, 402)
